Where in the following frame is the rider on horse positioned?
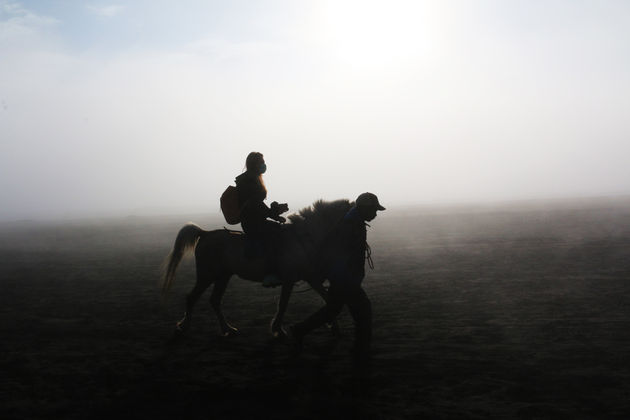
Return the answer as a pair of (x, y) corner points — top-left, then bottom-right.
(235, 152), (288, 287)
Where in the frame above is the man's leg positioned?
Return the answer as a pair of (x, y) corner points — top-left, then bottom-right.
(346, 287), (372, 354)
(292, 286), (344, 340)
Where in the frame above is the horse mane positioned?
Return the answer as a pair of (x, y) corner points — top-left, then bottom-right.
(288, 199), (353, 244)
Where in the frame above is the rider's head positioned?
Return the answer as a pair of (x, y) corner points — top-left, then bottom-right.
(355, 192), (385, 221)
(246, 152), (266, 175)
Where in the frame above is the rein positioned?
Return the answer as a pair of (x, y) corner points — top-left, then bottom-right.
(364, 222), (374, 269)
(366, 242), (374, 269)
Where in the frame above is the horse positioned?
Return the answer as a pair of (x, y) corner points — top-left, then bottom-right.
(161, 199), (353, 338)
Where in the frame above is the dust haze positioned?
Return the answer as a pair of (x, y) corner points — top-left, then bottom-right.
(2, 197), (630, 418)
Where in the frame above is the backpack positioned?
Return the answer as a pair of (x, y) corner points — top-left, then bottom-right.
(220, 185), (241, 225)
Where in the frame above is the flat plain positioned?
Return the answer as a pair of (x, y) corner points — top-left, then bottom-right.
(1, 197), (630, 419)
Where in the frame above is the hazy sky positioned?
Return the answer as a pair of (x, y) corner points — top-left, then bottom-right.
(1, 0), (629, 220)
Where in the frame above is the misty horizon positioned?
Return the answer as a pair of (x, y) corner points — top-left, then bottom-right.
(2, 192), (630, 225)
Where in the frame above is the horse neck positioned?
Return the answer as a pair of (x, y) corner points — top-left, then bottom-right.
(288, 199), (352, 252)
(294, 214), (343, 250)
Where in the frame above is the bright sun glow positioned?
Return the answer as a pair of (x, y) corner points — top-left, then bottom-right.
(3, 1), (630, 220)
(320, 0), (440, 69)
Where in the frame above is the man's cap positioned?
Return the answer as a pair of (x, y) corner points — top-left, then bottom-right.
(356, 192), (385, 211)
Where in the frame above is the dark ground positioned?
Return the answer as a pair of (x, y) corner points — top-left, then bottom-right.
(1, 197), (630, 419)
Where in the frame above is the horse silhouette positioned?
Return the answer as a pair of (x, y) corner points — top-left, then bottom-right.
(161, 199), (352, 338)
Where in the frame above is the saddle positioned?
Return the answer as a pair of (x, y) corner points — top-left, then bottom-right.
(223, 227), (270, 260)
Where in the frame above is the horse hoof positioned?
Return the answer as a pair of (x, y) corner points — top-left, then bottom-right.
(271, 322), (287, 339)
(272, 328), (287, 339)
(176, 313), (190, 332)
(270, 317), (287, 339)
(221, 326), (240, 337)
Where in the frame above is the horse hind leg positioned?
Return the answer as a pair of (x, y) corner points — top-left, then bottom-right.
(209, 273), (239, 337)
(176, 275), (211, 333)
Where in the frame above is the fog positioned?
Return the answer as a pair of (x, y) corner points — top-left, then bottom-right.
(1, 0), (629, 221)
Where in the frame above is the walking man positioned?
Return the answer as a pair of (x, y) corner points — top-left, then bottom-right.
(290, 192), (385, 358)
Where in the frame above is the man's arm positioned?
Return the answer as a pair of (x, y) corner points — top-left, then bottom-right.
(344, 222), (367, 281)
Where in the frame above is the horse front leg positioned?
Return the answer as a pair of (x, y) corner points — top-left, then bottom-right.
(309, 278), (341, 337)
(209, 275), (239, 337)
(270, 280), (294, 339)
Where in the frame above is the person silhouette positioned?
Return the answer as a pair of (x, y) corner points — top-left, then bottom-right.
(235, 152), (288, 287)
(290, 192), (385, 358)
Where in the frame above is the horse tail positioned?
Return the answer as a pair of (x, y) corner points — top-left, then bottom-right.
(161, 223), (205, 294)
